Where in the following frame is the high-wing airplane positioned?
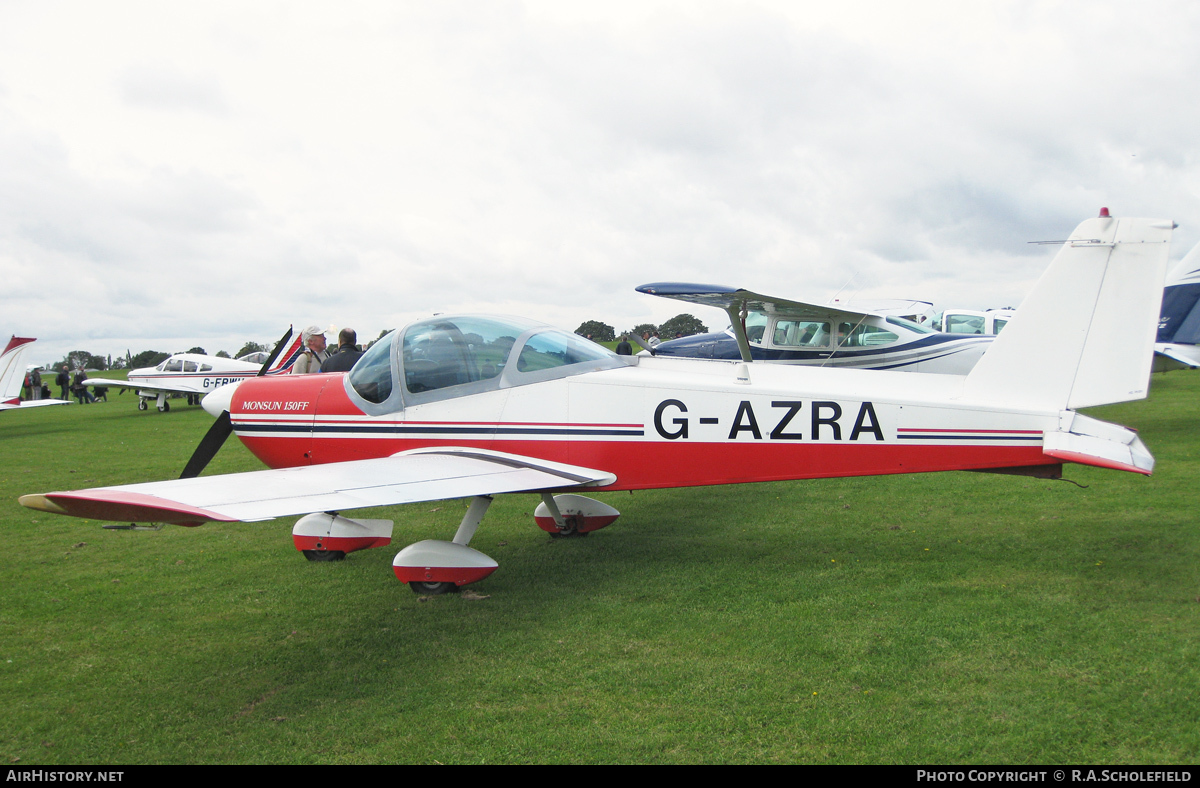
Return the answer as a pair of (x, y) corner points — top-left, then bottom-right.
(0, 337), (70, 411)
(21, 214), (1172, 597)
(84, 329), (304, 412)
(1154, 240), (1200, 371)
(937, 308), (1016, 335)
(636, 285), (995, 374)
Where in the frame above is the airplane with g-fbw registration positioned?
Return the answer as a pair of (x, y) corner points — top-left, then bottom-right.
(83, 329), (304, 412)
(636, 285), (995, 374)
(20, 213), (1172, 597)
(0, 336), (70, 412)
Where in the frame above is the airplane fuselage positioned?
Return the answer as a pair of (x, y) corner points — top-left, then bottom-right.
(226, 356), (1057, 493)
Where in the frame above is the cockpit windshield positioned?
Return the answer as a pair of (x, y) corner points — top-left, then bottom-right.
(346, 315), (629, 412)
(886, 315), (936, 335)
(348, 331), (395, 404)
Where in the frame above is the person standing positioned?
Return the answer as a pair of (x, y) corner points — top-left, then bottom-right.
(30, 367), (42, 400)
(319, 328), (365, 373)
(71, 369), (95, 404)
(291, 326), (329, 374)
(615, 335), (632, 355)
(56, 366), (70, 399)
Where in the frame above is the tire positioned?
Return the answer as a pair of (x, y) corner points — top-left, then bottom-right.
(302, 550), (346, 562)
(408, 581), (459, 595)
(547, 514), (588, 539)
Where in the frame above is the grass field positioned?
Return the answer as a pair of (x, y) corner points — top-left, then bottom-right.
(2, 375), (1198, 764)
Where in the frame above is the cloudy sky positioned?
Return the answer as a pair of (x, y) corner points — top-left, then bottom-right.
(3, 0), (1199, 365)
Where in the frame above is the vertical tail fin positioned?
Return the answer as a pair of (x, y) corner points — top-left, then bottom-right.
(0, 337), (36, 402)
(961, 215), (1173, 411)
(264, 333), (305, 374)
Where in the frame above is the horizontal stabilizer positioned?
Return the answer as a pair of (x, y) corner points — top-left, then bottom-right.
(20, 447), (617, 525)
(1042, 412), (1154, 475)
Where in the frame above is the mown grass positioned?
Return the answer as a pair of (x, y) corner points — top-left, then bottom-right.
(1, 377), (1197, 764)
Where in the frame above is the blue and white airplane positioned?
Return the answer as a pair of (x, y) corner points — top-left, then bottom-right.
(635, 284), (994, 374)
(1154, 241), (1200, 371)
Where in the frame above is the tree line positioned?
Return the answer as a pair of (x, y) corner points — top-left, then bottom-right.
(575, 313), (708, 343)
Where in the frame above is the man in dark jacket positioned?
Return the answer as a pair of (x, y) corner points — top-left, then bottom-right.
(56, 366), (70, 399)
(319, 328), (365, 373)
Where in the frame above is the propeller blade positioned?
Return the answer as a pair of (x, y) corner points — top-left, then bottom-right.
(257, 325), (294, 376)
(178, 326), (290, 479)
(179, 411), (233, 479)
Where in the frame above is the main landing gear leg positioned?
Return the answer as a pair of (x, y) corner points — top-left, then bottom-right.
(393, 495), (499, 595)
(293, 512), (394, 560)
(534, 493), (621, 537)
(156, 393), (169, 412)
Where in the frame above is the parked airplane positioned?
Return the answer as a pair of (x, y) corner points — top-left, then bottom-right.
(937, 308), (1016, 335)
(1154, 241), (1200, 371)
(84, 329), (304, 412)
(21, 214), (1171, 597)
(637, 286), (994, 374)
(0, 337), (70, 411)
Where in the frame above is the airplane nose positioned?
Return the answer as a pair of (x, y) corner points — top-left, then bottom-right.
(202, 381), (242, 417)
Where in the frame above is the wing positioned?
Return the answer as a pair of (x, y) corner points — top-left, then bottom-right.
(635, 282), (874, 322)
(0, 399), (71, 411)
(20, 447), (617, 526)
(81, 379), (194, 394)
(1155, 344), (1200, 369)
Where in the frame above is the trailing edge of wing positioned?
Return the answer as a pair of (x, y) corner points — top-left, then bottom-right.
(19, 447), (618, 526)
(80, 379), (191, 394)
(635, 282), (875, 322)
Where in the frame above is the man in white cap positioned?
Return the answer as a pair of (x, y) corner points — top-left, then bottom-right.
(291, 325), (329, 374)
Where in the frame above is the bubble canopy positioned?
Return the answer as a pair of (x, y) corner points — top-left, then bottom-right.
(346, 315), (633, 413)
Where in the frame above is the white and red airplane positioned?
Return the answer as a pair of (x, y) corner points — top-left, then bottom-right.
(0, 337), (70, 411)
(83, 330), (305, 412)
(21, 214), (1172, 595)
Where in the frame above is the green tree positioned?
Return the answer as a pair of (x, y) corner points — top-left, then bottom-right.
(236, 341), (267, 359)
(129, 350), (170, 369)
(574, 320), (615, 342)
(629, 323), (658, 338)
(185, 346), (207, 356)
(54, 350), (107, 371)
(215, 350), (231, 359)
(658, 313), (708, 339)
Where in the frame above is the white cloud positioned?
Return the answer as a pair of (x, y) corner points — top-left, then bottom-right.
(2, 0), (1199, 365)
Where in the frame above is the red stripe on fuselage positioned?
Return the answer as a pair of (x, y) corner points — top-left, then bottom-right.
(234, 432), (1052, 492)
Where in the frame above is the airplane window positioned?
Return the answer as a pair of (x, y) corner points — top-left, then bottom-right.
(165, 359), (184, 372)
(886, 316), (936, 335)
(772, 320), (829, 348)
(516, 330), (615, 372)
(349, 331), (395, 404)
(183, 361), (198, 372)
(839, 323), (899, 348)
(402, 317), (539, 395)
(993, 318), (1009, 334)
(200, 364), (213, 372)
(745, 313), (769, 344)
(945, 315), (985, 334)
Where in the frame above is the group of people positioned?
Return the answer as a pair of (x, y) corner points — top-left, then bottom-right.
(21, 367), (44, 400)
(614, 331), (661, 356)
(291, 325), (364, 374)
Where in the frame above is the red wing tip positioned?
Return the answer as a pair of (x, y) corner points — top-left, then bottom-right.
(23, 490), (237, 524)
